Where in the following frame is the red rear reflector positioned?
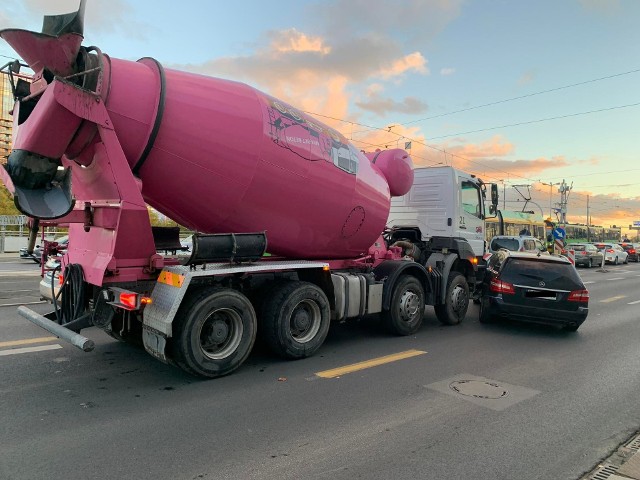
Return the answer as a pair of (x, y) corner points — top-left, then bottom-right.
(58, 274), (64, 286)
(120, 292), (138, 309)
(568, 289), (589, 302)
(489, 278), (515, 294)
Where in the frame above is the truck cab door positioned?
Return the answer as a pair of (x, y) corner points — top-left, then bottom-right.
(457, 178), (485, 256)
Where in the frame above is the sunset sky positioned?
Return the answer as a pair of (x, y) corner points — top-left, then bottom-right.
(1, 0), (639, 233)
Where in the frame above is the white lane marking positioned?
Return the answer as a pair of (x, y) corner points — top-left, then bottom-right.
(628, 300), (640, 305)
(583, 281), (595, 285)
(0, 301), (46, 308)
(607, 277), (624, 281)
(0, 271), (41, 277)
(0, 344), (63, 356)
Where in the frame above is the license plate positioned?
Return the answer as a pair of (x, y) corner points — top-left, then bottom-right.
(525, 289), (556, 299)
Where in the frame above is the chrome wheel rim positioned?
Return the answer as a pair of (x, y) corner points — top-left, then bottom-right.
(450, 285), (467, 316)
(198, 308), (243, 360)
(399, 289), (421, 323)
(290, 300), (321, 343)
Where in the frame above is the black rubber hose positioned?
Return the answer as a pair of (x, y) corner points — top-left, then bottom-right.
(53, 264), (85, 325)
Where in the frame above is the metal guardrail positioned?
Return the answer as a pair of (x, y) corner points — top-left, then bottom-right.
(0, 215), (27, 226)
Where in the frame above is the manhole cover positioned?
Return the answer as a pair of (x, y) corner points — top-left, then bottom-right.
(449, 380), (509, 399)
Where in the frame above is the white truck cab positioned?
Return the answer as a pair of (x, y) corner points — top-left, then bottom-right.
(387, 166), (487, 257)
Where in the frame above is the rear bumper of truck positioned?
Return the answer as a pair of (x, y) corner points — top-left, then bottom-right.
(17, 306), (95, 352)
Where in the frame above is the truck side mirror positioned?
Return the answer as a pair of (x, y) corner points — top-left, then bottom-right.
(491, 184), (499, 206)
(489, 204), (497, 215)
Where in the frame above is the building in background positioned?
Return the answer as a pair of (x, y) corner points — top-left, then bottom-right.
(0, 72), (12, 164)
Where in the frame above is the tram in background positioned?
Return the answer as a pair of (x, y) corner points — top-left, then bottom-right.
(485, 211), (546, 241)
(563, 224), (622, 244)
(484, 211), (621, 244)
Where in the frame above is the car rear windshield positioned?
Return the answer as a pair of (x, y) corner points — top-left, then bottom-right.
(571, 245), (586, 251)
(491, 238), (519, 251)
(500, 258), (583, 290)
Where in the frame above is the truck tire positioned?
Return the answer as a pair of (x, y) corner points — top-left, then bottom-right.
(171, 287), (257, 378)
(434, 272), (469, 325)
(261, 281), (330, 359)
(382, 275), (425, 336)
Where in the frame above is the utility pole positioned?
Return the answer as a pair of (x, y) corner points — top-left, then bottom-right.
(558, 179), (573, 225)
(540, 181), (560, 219)
(503, 181), (506, 210)
(586, 195), (590, 242)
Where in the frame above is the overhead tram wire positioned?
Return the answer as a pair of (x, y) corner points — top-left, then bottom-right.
(305, 76), (640, 194)
(398, 67), (640, 127)
(345, 67), (640, 136)
(309, 100), (640, 187)
(426, 102), (640, 141)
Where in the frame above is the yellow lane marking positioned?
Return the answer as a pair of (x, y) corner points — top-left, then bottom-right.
(0, 345), (62, 357)
(316, 349), (427, 379)
(600, 295), (627, 303)
(0, 336), (58, 348)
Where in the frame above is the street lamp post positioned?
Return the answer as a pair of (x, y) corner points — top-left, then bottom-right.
(540, 181), (560, 218)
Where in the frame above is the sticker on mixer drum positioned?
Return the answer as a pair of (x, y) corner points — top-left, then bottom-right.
(262, 95), (359, 174)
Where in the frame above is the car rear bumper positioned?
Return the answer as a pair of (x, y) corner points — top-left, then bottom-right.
(39, 275), (60, 302)
(486, 296), (588, 327)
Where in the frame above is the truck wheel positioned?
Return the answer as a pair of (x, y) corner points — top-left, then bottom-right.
(434, 272), (469, 325)
(382, 275), (425, 336)
(261, 281), (330, 359)
(171, 288), (257, 378)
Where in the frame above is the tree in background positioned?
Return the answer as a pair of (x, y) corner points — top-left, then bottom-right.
(0, 184), (20, 216)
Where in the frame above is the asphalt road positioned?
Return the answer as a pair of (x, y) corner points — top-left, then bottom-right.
(0, 257), (639, 480)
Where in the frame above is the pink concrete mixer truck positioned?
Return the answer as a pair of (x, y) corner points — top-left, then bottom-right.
(0, 2), (498, 377)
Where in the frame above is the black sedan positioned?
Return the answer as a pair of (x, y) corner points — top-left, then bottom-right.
(479, 251), (589, 331)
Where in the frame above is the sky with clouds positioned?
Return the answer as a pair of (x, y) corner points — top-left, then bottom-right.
(1, 0), (639, 233)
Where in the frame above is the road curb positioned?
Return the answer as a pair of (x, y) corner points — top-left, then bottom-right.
(582, 431), (640, 480)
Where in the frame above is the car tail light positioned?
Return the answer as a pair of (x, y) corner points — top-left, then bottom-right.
(630, 249), (636, 254)
(607, 249), (614, 253)
(490, 278), (515, 294)
(581, 251), (587, 255)
(568, 289), (589, 302)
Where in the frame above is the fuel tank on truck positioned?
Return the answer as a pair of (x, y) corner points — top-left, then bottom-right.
(1, 3), (415, 260)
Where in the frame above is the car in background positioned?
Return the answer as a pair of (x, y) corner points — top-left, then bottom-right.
(20, 235), (69, 265)
(619, 242), (640, 262)
(565, 243), (604, 268)
(488, 235), (548, 255)
(479, 250), (589, 331)
(39, 256), (62, 302)
(593, 243), (628, 265)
